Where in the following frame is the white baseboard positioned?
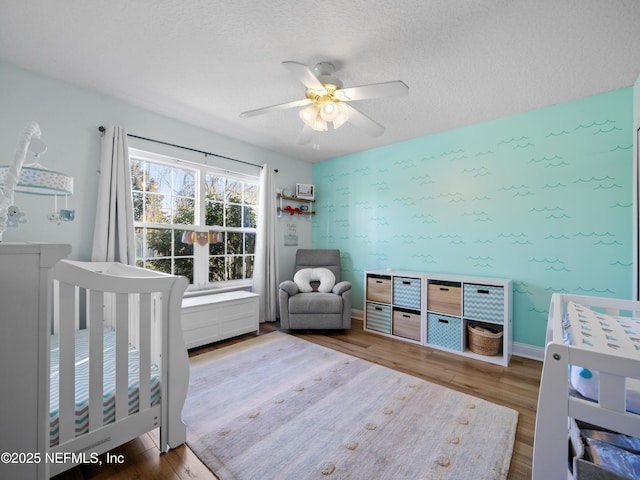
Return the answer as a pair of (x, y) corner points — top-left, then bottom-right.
(512, 342), (544, 362)
(353, 308), (544, 362)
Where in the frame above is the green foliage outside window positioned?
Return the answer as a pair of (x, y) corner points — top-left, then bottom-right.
(131, 155), (258, 286)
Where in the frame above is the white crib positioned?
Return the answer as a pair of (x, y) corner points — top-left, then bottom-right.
(0, 244), (189, 479)
(532, 293), (640, 479)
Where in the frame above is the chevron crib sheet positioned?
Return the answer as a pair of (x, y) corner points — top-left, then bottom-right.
(49, 328), (161, 447)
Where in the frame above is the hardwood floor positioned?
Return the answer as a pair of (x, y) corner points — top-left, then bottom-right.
(54, 320), (542, 480)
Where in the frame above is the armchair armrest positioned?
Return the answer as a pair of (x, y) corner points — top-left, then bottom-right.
(279, 280), (299, 296)
(332, 281), (352, 295)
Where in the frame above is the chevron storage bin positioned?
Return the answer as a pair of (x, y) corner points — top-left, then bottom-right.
(366, 303), (392, 334)
(393, 276), (421, 310)
(463, 284), (504, 323)
(427, 313), (462, 351)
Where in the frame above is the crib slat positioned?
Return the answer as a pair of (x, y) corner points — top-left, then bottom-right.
(58, 282), (76, 444)
(138, 293), (152, 410)
(87, 290), (104, 433)
(52, 280), (59, 335)
(138, 294), (152, 411)
(115, 293), (129, 421)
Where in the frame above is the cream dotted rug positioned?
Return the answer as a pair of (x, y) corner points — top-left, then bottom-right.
(183, 331), (518, 480)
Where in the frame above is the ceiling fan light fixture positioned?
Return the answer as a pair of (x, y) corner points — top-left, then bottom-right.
(331, 102), (349, 129)
(299, 105), (328, 132)
(241, 61), (409, 144)
(299, 104), (317, 124)
(319, 97), (340, 122)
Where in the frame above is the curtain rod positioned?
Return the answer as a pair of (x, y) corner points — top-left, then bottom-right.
(98, 126), (275, 171)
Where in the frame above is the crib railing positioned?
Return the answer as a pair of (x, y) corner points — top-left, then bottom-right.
(48, 260), (188, 476)
(533, 293), (640, 480)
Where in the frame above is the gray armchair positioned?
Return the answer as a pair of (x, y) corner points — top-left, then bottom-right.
(279, 249), (352, 330)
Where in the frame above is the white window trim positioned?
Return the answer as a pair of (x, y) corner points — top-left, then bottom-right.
(129, 148), (259, 291)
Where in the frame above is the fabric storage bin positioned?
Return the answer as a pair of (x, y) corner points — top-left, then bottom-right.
(428, 313), (462, 351)
(392, 308), (421, 341)
(367, 275), (392, 304)
(427, 281), (461, 316)
(463, 284), (504, 323)
(569, 419), (634, 480)
(393, 276), (421, 309)
(366, 303), (392, 334)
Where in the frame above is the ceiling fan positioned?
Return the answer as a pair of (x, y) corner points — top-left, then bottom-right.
(240, 61), (409, 145)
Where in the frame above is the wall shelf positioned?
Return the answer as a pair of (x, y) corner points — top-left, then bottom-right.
(277, 194), (316, 217)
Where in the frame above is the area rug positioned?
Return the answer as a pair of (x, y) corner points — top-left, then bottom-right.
(183, 332), (518, 480)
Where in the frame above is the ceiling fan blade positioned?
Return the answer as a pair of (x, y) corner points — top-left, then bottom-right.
(343, 104), (385, 137)
(297, 125), (313, 145)
(240, 98), (312, 118)
(333, 80), (409, 102)
(282, 61), (326, 92)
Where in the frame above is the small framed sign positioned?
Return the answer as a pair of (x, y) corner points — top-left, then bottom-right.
(284, 223), (298, 246)
(296, 183), (315, 200)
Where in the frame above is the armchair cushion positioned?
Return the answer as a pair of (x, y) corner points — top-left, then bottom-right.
(293, 268), (336, 293)
(289, 292), (345, 315)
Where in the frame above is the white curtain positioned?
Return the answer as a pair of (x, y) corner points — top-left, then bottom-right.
(253, 164), (279, 322)
(91, 126), (136, 264)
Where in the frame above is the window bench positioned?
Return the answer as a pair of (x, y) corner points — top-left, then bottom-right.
(181, 290), (260, 348)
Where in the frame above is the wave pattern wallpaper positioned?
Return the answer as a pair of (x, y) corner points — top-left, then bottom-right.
(311, 88), (633, 347)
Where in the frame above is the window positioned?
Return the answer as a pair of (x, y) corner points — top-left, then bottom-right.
(130, 149), (258, 289)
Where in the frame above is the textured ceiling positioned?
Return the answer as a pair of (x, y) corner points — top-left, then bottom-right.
(1, 0), (640, 162)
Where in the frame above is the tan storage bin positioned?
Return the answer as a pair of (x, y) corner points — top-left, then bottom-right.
(367, 275), (392, 303)
(427, 281), (461, 316)
(392, 309), (421, 341)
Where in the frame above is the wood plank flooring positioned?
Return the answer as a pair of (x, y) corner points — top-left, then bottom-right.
(54, 320), (542, 480)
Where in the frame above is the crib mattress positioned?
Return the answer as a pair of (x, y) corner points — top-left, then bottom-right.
(565, 301), (640, 414)
(49, 328), (161, 447)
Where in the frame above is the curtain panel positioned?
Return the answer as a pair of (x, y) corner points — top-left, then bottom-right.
(253, 164), (279, 322)
(91, 126), (136, 264)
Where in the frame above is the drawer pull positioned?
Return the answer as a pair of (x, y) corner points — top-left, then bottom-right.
(438, 319), (449, 324)
(376, 280), (383, 284)
(402, 314), (410, 318)
(439, 287), (449, 291)
(402, 281), (411, 285)
(375, 307), (382, 311)
(477, 289), (490, 294)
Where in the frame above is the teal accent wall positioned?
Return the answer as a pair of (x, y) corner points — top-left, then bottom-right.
(312, 88), (633, 347)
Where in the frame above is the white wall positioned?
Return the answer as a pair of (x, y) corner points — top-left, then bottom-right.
(0, 61), (311, 281)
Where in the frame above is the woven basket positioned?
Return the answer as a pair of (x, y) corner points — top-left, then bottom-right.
(467, 324), (503, 356)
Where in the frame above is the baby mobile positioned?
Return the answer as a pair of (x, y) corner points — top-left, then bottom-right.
(0, 121), (74, 241)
